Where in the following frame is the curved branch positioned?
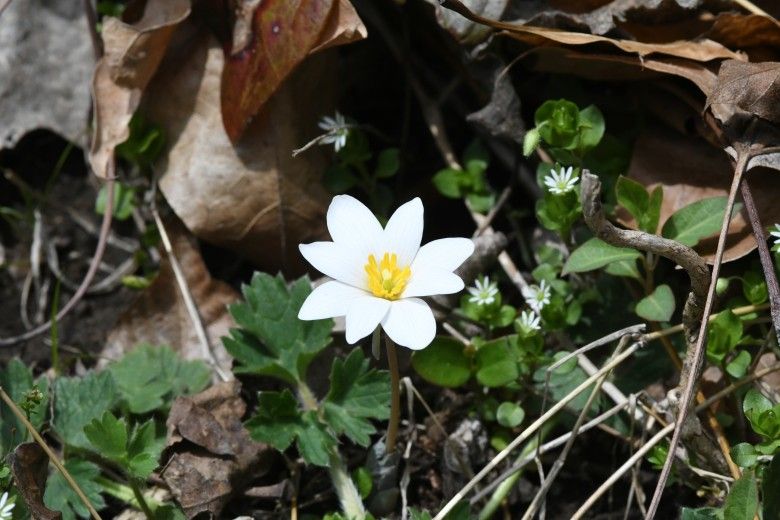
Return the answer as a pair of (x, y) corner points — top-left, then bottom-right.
(580, 171), (709, 345)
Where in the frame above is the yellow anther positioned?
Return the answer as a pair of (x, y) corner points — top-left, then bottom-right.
(365, 252), (411, 300)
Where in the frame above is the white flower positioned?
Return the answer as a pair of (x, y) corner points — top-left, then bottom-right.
(0, 492), (14, 520)
(522, 280), (551, 314)
(299, 195), (474, 350)
(517, 310), (541, 334)
(770, 224), (780, 246)
(543, 166), (578, 195)
(468, 276), (499, 306)
(318, 112), (349, 152)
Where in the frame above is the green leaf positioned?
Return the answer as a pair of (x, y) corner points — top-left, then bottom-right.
(0, 359), (49, 455)
(562, 238), (641, 275)
(730, 443), (758, 468)
(52, 371), (117, 449)
(742, 270), (768, 305)
(496, 402), (525, 428)
(84, 411), (127, 461)
(411, 337), (472, 388)
(535, 99), (580, 149)
(463, 140), (489, 175)
(375, 148), (400, 178)
(95, 182), (136, 221)
(726, 350), (751, 379)
(44, 459), (106, 520)
(604, 259), (642, 281)
(646, 186), (663, 235)
(467, 192), (495, 214)
(224, 273), (333, 384)
(616, 176), (649, 224)
(246, 390), (336, 467)
(762, 454), (780, 520)
(523, 128), (540, 157)
(409, 509), (433, 520)
(634, 284), (675, 322)
(661, 196), (741, 247)
(432, 168), (465, 199)
(475, 337), (519, 387)
(577, 105), (605, 152)
(680, 508), (723, 520)
(707, 310), (743, 364)
(324, 164), (358, 193)
(323, 349), (391, 446)
(723, 470), (758, 520)
(108, 344), (210, 414)
(352, 466), (373, 499)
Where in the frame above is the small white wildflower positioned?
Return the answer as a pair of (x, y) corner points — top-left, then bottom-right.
(517, 310), (541, 334)
(0, 492), (15, 520)
(770, 224), (780, 246)
(543, 166), (578, 195)
(468, 276), (499, 306)
(522, 279), (551, 313)
(318, 112), (349, 152)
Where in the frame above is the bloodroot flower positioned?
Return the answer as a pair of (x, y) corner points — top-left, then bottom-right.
(298, 195), (474, 350)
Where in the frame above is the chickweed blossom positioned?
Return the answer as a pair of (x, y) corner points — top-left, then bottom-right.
(298, 195), (474, 350)
(0, 492), (14, 520)
(517, 310), (541, 334)
(543, 166), (578, 195)
(318, 112), (349, 152)
(522, 280), (551, 314)
(468, 276), (499, 306)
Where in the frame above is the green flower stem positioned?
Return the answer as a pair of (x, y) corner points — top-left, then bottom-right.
(385, 335), (401, 454)
(296, 382), (366, 520)
(129, 478), (155, 519)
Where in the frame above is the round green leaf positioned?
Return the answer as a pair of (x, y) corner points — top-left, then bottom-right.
(496, 402), (525, 428)
(730, 442), (758, 469)
(475, 338), (519, 387)
(411, 337), (472, 388)
(634, 284), (675, 322)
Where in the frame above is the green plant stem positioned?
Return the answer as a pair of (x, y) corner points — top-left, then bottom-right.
(0, 386), (103, 520)
(96, 476), (165, 511)
(129, 479), (155, 519)
(385, 335), (401, 454)
(643, 302), (769, 343)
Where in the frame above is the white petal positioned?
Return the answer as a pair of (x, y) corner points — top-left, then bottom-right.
(403, 269), (465, 298)
(327, 195), (383, 264)
(345, 296), (391, 344)
(298, 281), (367, 320)
(0, 494), (6, 510)
(381, 298), (436, 350)
(299, 242), (364, 288)
(382, 197), (424, 267)
(410, 237), (474, 273)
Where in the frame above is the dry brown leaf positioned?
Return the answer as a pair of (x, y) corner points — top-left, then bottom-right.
(101, 217), (236, 374)
(310, 0), (368, 54)
(88, 0), (190, 179)
(441, 0), (742, 62)
(434, 0), (510, 44)
(162, 380), (272, 518)
(624, 128), (780, 263)
(707, 60), (780, 126)
(8, 443), (61, 520)
(145, 26), (333, 271)
(704, 13), (780, 57)
(0, 0), (93, 148)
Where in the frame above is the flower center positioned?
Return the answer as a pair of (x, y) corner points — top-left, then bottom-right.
(365, 252), (411, 300)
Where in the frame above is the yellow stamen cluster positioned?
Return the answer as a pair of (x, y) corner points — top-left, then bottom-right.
(365, 252), (411, 300)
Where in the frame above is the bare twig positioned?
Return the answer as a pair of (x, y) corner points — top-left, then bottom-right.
(82, 0), (103, 59)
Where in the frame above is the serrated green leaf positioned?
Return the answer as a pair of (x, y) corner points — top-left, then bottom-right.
(126, 420), (164, 479)
(724, 470), (758, 520)
(562, 238), (641, 275)
(635, 284), (675, 322)
(225, 274), (333, 384)
(44, 459), (106, 520)
(84, 411), (127, 461)
(109, 344), (210, 414)
(0, 359), (49, 456)
(411, 337), (472, 388)
(296, 412), (337, 467)
(475, 337), (519, 387)
(323, 349), (391, 446)
(662, 196), (740, 247)
(52, 371), (117, 449)
(247, 390), (301, 452)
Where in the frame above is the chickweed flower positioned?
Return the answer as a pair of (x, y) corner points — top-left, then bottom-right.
(517, 310), (541, 334)
(468, 276), (499, 306)
(522, 280), (551, 314)
(298, 195), (474, 350)
(770, 224), (780, 247)
(318, 112), (349, 152)
(543, 166), (578, 195)
(0, 492), (14, 520)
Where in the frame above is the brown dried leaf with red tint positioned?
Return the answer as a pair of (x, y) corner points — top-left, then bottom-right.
(8, 443), (61, 520)
(88, 0), (190, 178)
(144, 27), (333, 271)
(162, 380), (272, 518)
(221, 0), (335, 142)
(101, 217), (236, 374)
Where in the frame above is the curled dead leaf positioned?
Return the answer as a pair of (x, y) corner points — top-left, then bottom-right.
(146, 26), (333, 271)
(8, 443), (61, 520)
(162, 380), (271, 518)
(89, 0), (190, 179)
(310, 0), (368, 53)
